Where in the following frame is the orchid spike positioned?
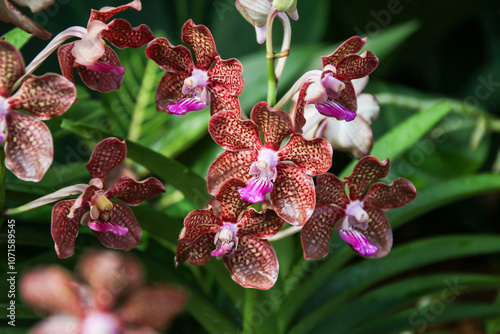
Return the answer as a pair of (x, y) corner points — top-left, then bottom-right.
(176, 178), (285, 290)
(50, 138), (166, 258)
(301, 156), (416, 260)
(146, 19), (244, 116)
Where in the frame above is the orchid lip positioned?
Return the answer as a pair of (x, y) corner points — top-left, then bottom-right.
(238, 177), (273, 204)
(166, 98), (206, 115)
(88, 221), (129, 236)
(211, 222), (238, 257)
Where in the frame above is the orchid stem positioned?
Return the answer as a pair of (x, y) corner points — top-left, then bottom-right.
(243, 288), (256, 334)
(0, 150), (6, 227)
(268, 225), (302, 241)
(274, 70), (322, 110)
(274, 12), (292, 82)
(266, 8), (279, 106)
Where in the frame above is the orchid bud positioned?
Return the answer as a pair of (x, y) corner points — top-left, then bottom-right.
(272, 0), (298, 19)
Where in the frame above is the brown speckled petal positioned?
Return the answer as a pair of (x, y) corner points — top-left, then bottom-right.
(0, 39), (25, 98)
(86, 137), (127, 183)
(207, 57), (244, 95)
(209, 84), (242, 116)
(238, 208), (285, 239)
(179, 209), (221, 244)
(321, 36), (367, 68)
(5, 111), (52, 182)
(145, 37), (194, 72)
(105, 176), (166, 206)
(271, 163), (315, 226)
(89, 0), (141, 22)
(224, 234), (278, 290)
(363, 178), (417, 210)
(181, 19), (218, 71)
(315, 173), (350, 207)
(216, 178), (250, 222)
(103, 19), (155, 49)
(355, 206), (392, 259)
(57, 42), (77, 85)
(334, 81), (357, 113)
(76, 46), (123, 92)
(345, 156), (390, 201)
(293, 81), (313, 133)
(336, 51), (379, 81)
(301, 204), (345, 260)
(207, 150), (257, 195)
(51, 200), (87, 258)
(209, 110), (261, 151)
(251, 101), (294, 151)
(0, 0), (51, 39)
(154, 71), (191, 113)
(7, 74), (76, 119)
(176, 232), (216, 266)
(278, 134), (332, 175)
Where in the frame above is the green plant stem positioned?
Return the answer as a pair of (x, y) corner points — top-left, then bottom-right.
(0, 149), (6, 227)
(266, 8), (279, 106)
(243, 288), (256, 334)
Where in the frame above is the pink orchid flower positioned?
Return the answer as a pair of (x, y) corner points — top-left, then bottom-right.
(301, 156), (416, 259)
(145, 19), (244, 116)
(176, 178), (285, 290)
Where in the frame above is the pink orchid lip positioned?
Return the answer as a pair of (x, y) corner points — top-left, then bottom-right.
(88, 221), (129, 236)
(167, 98), (206, 115)
(315, 100), (357, 122)
(239, 148), (279, 203)
(86, 62), (126, 76)
(211, 222), (238, 257)
(339, 229), (378, 256)
(238, 177), (273, 203)
(80, 311), (121, 334)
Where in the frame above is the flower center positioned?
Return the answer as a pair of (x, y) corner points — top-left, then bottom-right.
(238, 148), (279, 203)
(343, 200), (369, 230)
(90, 192), (114, 221)
(182, 68), (209, 97)
(211, 223), (239, 258)
(81, 311), (120, 334)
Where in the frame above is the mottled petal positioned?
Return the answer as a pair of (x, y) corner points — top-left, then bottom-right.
(363, 178), (417, 210)
(182, 19), (218, 71)
(154, 71), (191, 113)
(315, 173), (350, 207)
(51, 200), (86, 258)
(209, 84), (241, 116)
(76, 46), (123, 92)
(336, 51), (379, 81)
(301, 204), (345, 260)
(238, 208), (285, 238)
(7, 74), (76, 119)
(29, 314), (80, 334)
(179, 209), (221, 243)
(316, 100), (356, 121)
(102, 19), (154, 49)
(207, 57), (244, 95)
(292, 81), (313, 133)
(145, 38), (194, 72)
(176, 232), (215, 266)
(89, 0), (141, 22)
(339, 229), (378, 257)
(118, 286), (187, 331)
(209, 110), (261, 151)
(86, 137), (127, 183)
(216, 178), (250, 222)
(354, 206), (392, 258)
(271, 163), (315, 226)
(207, 150), (257, 195)
(345, 156), (390, 201)
(57, 42), (76, 85)
(105, 176), (166, 205)
(0, 39), (25, 98)
(335, 81), (357, 113)
(0, 0), (51, 39)
(223, 234), (278, 290)
(278, 134), (332, 175)
(251, 101), (293, 151)
(5, 112), (52, 182)
(321, 36), (367, 68)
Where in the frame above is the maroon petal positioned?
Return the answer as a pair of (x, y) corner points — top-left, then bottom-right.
(102, 19), (155, 49)
(176, 232), (215, 266)
(209, 84), (242, 116)
(293, 81), (313, 133)
(207, 150), (256, 195)
(336, 51), (379, 81)
(334, 81), (357, 113)
(51, 200), (86, 258)
(315, 173), (350, 208)
(76, 46), (123, 92)
(207, 57), (244, 95)
(363, 178), (417, 210)
(354, 206), (392, 258)
(301, 204), (345, 260)
(238, 208), (285, 238)
(57, 42), (77, 86)
(146, 37), (194, 72)
(154, 71), (191, 113)
(321, 36), (367, 68)
(250, 101), (294, 151)
(278, 134), (332, 175)
(7, 74), (76, 119)
(118, 286), (187, 331)
(86, 137), (127, 183)
(223, 234), (278, 290)
(216, 178), (250, 222)
(105, 176), (166, 206)
(179, 209), (221, 244)
(208, 110), (261, 151)
(271, 163), (315, 226)
(89, 0), (141, 22)
(0, 0), (51, 39)
(181, 19), (218, 71)
(5, 111), (52, 182)
(345, 156), (390, 201)
(0, 39), (25, 98)
(91, 201), (142, 251)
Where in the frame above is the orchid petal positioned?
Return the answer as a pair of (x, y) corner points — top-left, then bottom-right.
(255, 24), (267, 44)
(102, 19), (154, 49)
(181, 19), (218, 71)
(251, 101), (293, 151)
(301, 204), (345, 260)
(0, 0), (51, 39)
(271, 163), (315, 226)
(209, 84), (241, 116)
(358, 206), (393, 258)
(321, 36), (367, 68)
(352, 76), (369, 95)
(292, 81), (313, 133)
(278, 134), (332, 175)
(235, 0), (270, 28)
(216, 178), (250, 222)
(336, 50), (379, 81)
(0, 39), (25, 98)
(166, 97), (205, 115)
(88, 221), (129, 235)
(57, 42), (76, 85)
(5, 111), (52, 182)
(51, 200), (86, 258)
(207, 150), (257, 195)
(207, 57), (244, 95)
(315, 173), (350, 207)
(76, 46), (124, 92)
(86, 137), (127, 183)
(339, 229), (378, 257)
(238, 176), (273, 204)
(145, 38), (194, 72)
(105, 176), (166, 206)
(356, 93), (380, 123)
(72, 20), (108, 67)
(345, 156), (390, 201)
(7, 74), (76, 119)
(323, 114), (373, 158)
(176, 232), (216, 266)
(223, 234), (278, 290)
(238, 208), (285, 239)
(316, 100), (356, 121)
(334, 81), (357, 114)
(363, 178), (417, 210)
(154, 71), (191, 113)
(179, 209), (221, 244)
(89, 0), (141, 22)
(209, 110), (261, 151)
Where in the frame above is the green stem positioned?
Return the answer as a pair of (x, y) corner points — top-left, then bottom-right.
(243, 288), (256, 334)
(266, 8), (279, 106)
(0, 150), (6, 228)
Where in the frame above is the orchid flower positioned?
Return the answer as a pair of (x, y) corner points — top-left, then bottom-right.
(0, 0), (53, 39)
(51, 138), (166, 258)
(20, 250), (187, 334)
(301, 156), (416, 260)
(0, 40), (76, 182)
(145, 19), (244, 116)
(207, 101), (332, 226)
(176, 178), (285, 290)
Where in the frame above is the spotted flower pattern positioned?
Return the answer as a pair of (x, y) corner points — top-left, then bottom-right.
(0, 40), (76, 182)
(207, 101), (332, 226)
(301, 156), (416, 260)
(145, 19), (244, 116)
(51, 137), (166, 258)
(176, 178), (285, 290)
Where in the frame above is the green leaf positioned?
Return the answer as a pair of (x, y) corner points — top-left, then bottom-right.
(1, 28), (32, 49)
